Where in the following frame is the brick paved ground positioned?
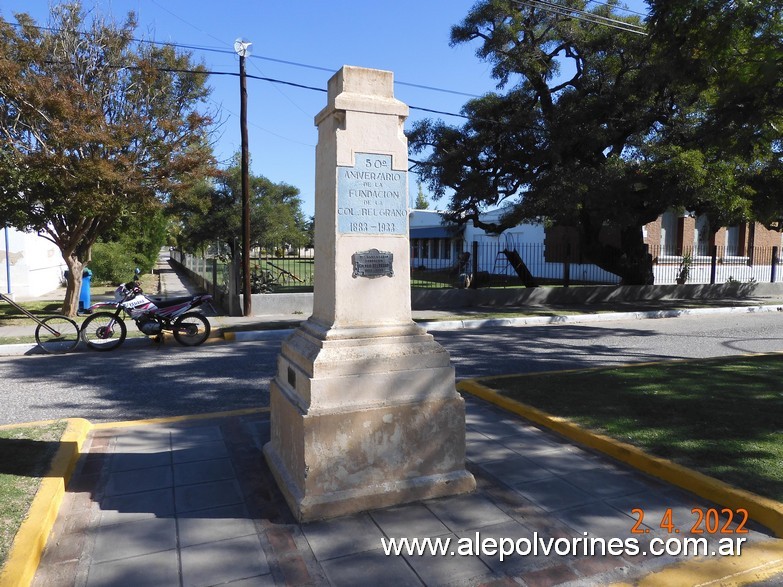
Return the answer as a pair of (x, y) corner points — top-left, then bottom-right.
(33, 398), (774, 587)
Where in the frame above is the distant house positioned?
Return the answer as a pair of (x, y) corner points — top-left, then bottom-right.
(409, 210), (461, 269)
(1, 226), (65, 299)
(409, 208), (783, 285)
(642, 212), (783, 284)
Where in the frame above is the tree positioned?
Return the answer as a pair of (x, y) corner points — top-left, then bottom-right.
(173, 156), (308, 258)
(414, 181), (430, 210)
(647, 0), (783, 228)
(90, 208), (168, 283)
(409, 0), (782, 284)
(0, 4), (215, 315)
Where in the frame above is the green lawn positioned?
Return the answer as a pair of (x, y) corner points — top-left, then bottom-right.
(482, 354), (783, 502)
(0, 301), (66, 327)
(251, 258), (314, 292)
(0, 421), (67, 567)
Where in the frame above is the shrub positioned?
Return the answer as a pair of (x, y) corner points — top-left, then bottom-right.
(89, 241), (138, 284)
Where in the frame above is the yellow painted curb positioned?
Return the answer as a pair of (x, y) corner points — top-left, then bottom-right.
(0, 407), (269, 587)
(607, 538), (783, 586)
(0, 418), (92, 587)
(458, 379), (783, 538)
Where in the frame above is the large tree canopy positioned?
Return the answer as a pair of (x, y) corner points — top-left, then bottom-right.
(0, 3), (215, 314)
(648, 0), (783, 228)
(410, 0), (783, 284)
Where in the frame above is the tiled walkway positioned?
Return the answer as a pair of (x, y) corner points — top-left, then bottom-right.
(34, 397), (773, 586)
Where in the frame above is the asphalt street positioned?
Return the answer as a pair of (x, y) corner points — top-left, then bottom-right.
(1, 311), (782, 425)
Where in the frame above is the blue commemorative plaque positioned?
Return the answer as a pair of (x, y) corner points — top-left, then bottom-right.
(337, 153), (407, 235)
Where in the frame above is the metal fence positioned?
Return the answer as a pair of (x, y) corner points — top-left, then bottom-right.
(170, 248), (314, 295)
(410, 241), (620, 289)
(173, 240), (783, 295)
(169, 250), (231, 294)
(409, 240), (783, 288)
(649, 244), (780, 285)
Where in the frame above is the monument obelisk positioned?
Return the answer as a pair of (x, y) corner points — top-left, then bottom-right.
(263, 65), (475, 521)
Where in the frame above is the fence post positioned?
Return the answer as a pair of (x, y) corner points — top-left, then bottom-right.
(710, 245), (718, 284)
(772, 246), (779, 283)
(471, 241), (479, 289)
(212, 257), (218, 296)
(563, 243), (571, 288)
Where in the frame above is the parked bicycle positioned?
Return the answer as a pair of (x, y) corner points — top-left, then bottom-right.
(250, 261), (303, 293)
(0, 293), (80, 354)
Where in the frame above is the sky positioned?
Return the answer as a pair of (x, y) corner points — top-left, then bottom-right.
(2, 1), (649, 218)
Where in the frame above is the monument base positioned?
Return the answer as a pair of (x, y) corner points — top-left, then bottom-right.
(263, 320), (476, 522)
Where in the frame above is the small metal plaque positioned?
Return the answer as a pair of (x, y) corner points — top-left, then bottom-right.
(352, 249), (394, 278)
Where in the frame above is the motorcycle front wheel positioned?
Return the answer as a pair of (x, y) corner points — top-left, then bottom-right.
(173, 312), (211, 346)
(80, 312), (127, 351)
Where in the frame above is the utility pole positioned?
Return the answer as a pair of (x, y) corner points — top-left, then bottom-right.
(235, 39), (252, 316)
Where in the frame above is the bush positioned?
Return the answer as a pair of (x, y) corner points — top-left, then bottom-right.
(89, 241), (138, 284)
(89, 208), (167, 284)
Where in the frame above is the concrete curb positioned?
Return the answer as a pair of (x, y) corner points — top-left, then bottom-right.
(0, 418), (92, 587)
(457, 378), (783, 538)
(419, 303), (783, 332)
(607, 538), (783, 586)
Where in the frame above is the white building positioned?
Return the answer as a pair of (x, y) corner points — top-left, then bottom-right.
(1, 226), (65, 299)
(409, 208), (618, 284)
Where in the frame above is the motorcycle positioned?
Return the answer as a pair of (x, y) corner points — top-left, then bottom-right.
(80, 269), (213, 351)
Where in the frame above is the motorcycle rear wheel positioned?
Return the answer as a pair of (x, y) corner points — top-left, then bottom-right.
(80, 312), (127, 351)
(173, 312), (211, 346)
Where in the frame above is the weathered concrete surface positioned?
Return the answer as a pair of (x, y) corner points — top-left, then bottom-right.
(263, 65), (473, 522)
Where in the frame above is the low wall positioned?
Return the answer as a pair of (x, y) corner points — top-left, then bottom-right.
(411, 282), (783, 309)
(240, 293), (313, 317)
(235, 282), (783, 316)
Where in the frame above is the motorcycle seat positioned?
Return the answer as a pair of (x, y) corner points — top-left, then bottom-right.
(151, 296), (197, 308)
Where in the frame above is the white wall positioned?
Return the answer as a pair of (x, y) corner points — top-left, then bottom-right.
(1, 227), (65, 299)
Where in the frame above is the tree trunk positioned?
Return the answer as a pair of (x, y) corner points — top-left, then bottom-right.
(62, 255), (85, 317)
(583, 226), (655, 285)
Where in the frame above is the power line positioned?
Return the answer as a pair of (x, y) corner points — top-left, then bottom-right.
(31, 59), (477, 121)
(5, 18), (482, 99)
(512, 0), (648, 35)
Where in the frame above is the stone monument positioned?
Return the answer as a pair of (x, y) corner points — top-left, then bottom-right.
(263, 65), (475, 521)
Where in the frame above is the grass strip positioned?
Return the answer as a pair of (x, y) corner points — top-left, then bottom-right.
(0, 421), (67, 568)
(480, 354), (783, 503)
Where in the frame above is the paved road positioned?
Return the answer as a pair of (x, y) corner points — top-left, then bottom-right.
(1, 312), (782, 425)
(438, 310), (783, 378)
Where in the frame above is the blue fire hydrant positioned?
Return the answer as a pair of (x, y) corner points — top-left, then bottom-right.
(79, 268), (92, 313)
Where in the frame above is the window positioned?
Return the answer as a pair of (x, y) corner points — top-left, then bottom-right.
(694, 216), (710, 256)
(441, 239), (452, 260)
(411, 239), (421, 259)
(726, 226), (740, 257)
(660, 211), (679, 256)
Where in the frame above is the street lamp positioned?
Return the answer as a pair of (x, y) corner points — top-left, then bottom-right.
(234, 38), (252, 316)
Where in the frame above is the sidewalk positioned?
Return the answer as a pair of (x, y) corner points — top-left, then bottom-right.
(31, 403), (781, 587)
